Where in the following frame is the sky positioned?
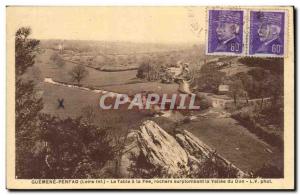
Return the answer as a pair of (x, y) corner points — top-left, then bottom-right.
(7, 7), (207, 44)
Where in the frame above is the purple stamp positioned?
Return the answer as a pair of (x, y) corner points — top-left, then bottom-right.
(207, 10), (244, 54)
(249, 11), (285, 56)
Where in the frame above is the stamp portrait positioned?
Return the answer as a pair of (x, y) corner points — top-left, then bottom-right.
(249, 11), (285, 56)
(207, 10), (244, 54)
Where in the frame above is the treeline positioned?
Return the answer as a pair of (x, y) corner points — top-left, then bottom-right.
(231, 105), (284, 148)
(196, 58), (283, 106)
(238, 57), (284, 74)
(15, 27), (115, 179)
(42, 40), (206, 72)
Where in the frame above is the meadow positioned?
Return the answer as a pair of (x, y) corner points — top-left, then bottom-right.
(30, 40), (283, 176)
(181, 117), (283, 173)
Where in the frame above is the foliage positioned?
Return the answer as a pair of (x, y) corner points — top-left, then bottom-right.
(136, 58), (162, 81)
(254, 163), (283, 178)
(238, 57), (284, 74)
(197, 94), (212, 110)
(128, 152), (169, 178)
(15, 27), (40, 76)
(128, 151), (239, 178)
(247, 68), (283, 105)
(231, 104), (283, 148)
(15, 27), (44, 178)
(195, 64), (226, 93)
(15, 27), (114, 179)
(226, 68), (283, 108)
(228, 75), (246, 106)
(38, 114), (114, 178)
(41, 40), (207, 71)
(191, 155), (239, 178)
(69, 65), (89, 85)
(50, 52), (65, 67)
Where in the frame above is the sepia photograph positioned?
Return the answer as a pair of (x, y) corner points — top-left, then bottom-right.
(6, 6), (294, 190)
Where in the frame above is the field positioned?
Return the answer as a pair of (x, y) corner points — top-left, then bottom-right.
(31, 40), (283, 175)
(36, 49), (137, 87)
(40, 80), (283, 173)
(34, 43), (194, 140)
(41, 83), (153, 137)
(181, 117), (283, 172)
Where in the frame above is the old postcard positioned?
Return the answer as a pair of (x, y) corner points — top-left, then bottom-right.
(6, 6), (294, 190)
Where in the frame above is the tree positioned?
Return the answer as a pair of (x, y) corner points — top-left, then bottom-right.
(238, 57), (284, 75)
(228, 77), (244, 106)
(39, 114), (114, 178)
(69, 65), (89, 85)
(264, 74), (283, 107)
(15, 27), (114, 179)
(50, 52), (65, 67)
(196, 71), (225, 93)
(136, 58), (161, 81)
(15, 27), (40, 76)
(248, 69), (273, 109)
(195, 63), (226, 93)
(235, 72), (254, 104)
(15, 27), (44, 178)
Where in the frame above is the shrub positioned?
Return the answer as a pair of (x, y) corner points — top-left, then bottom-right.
(36, 114), (114, 179)
(50, 53), (65, 67)
(128, 151), (169, 178)
(191, 156), (239, 178)
(254, 163), (283, 178)
(231, 107), (283, 148)
(199, 96), (212, 110)
(196, 94), (212, 110)
(136, 60), (161, 81)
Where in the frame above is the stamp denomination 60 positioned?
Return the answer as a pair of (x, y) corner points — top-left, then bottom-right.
(207, 10), (244, 55)
(207, 9), (287, 57)
(249, 11), (285, 57)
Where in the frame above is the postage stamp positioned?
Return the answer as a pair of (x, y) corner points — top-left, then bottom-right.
(207, 10), (244, 55)
(249, 11), (285, 56)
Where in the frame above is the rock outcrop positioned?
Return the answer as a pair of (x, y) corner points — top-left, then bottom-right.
(120, 120), (247, 178)
(137, 120), (189, 175)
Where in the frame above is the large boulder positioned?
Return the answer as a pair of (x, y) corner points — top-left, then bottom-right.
(137, 120), (189, 175)
(120, 120), (247, 178)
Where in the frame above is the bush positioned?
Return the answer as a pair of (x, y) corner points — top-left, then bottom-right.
(196, 94), (212, 110)
(128, 151), (239, 178)
(195, 69), (226, 93)
(199, 96), (212, 110)
(231, 107), (283, 148)
(35, 114), (114, 179)
(50, 53), (65, 67)
(191, 156), (239, 178)
(136, 60), (161, 81)
(128, 152), (168, 178)
(254, 163), (283, 178)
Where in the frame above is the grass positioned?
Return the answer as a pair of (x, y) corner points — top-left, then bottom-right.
(36, 48), (180, 137)
(40, 79), (283, 174)
(36, 49), (137, 87)
(101, 82), (178, 96)
(36, 49), (179, 96)
(180, 117), (283, 173)
(35, 47), (283, 175)
(41, 83), (151, 137)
